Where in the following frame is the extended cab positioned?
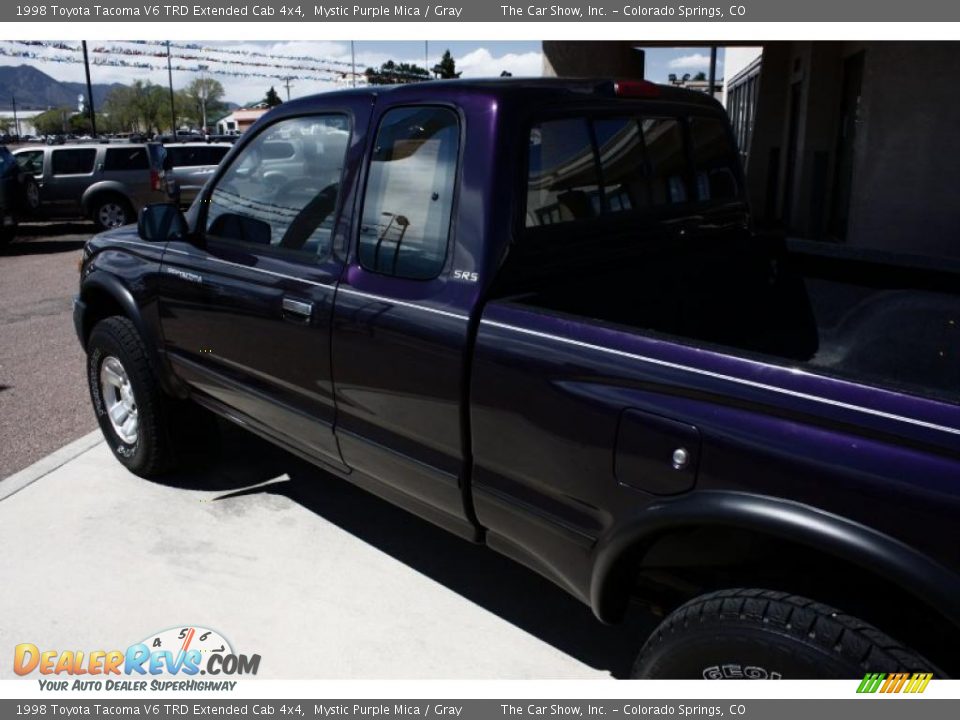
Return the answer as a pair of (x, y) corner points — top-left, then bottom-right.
(74, 79), (960, 679)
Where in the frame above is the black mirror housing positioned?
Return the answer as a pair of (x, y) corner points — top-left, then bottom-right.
(138, 203), (188, 243)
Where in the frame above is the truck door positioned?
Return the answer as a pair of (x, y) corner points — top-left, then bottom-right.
(330, 104), (480, 540)
(157, 105), (368, 469)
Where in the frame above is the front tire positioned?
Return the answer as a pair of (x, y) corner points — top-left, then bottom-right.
(0, 221), (14, 247)
(22, 176), (41, 215)
(631, 588), (936, 679)
(87, 317), (177, 477)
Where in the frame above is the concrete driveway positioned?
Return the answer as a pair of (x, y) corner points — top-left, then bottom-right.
(0, 423), (653, 679)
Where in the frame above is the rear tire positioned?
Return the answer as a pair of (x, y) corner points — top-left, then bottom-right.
(91, 194), (133, 230)
(631, 588), (937, 679)
(86, 316), (182, 477)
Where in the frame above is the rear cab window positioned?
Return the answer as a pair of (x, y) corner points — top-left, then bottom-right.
(526, 111), (740, 228)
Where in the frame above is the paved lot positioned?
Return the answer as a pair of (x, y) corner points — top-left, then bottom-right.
(0, 424), (652, 679)
(0, 222), (98, 479)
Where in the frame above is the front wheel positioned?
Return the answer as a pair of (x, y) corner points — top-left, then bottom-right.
(87, 317), (178, 477)
(632, 588), (937, 679)
(22, 176), (41, 214)
(0, 220), (15, 247)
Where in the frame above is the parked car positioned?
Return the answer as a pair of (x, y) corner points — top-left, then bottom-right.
(161, 142), (232, 205)
(13, 143), (168, 230)
(0, 144), (39, 246)
(0, 145), (22, 245)
(73, 79), (960, 679)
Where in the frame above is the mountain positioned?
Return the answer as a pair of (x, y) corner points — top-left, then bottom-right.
(0, 64), (126, 111)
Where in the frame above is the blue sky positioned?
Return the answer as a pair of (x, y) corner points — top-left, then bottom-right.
(0, 40), (725, 107)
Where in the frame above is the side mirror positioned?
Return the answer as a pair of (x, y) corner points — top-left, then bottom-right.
(138, 203), (187, 243)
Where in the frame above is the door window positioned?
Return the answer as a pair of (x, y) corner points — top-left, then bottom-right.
(51, 148), (96, 175)
(15, 150), (43, 176)
(205, 115), (350, 261)
(358, 106), (459, 279)
(103, 147), (149, 171)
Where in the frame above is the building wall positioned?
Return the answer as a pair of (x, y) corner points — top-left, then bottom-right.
(722, 46), (763, 106)
(845, 43), (960, 257)
(542, 41), (645, 78)
(0, 111), (42, 137)
(746, 41), (960, 259)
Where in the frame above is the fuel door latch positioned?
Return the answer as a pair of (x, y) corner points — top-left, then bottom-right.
(614, 408), (702, 495)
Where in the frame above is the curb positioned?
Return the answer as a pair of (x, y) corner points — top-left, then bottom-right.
(0, 430), (104, 501)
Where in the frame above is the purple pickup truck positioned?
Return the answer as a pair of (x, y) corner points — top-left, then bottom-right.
(74, 78), (960, 678)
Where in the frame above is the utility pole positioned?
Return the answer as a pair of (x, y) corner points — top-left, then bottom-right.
(166, 40), (176, 137)
(198, 64), (209, 133)
(425, 41), (429, 73)
(708, 45), (718, 99)
(11, 95), (20, 139)
(351, 41), (356, 87)
(283, 76), (293, 101)
(81, 41), (97, 136)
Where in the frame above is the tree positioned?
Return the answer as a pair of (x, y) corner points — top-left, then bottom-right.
(693, 71), (707, 81)
(131, 81), (169, 134)
(264, 86), (283, 107)
(69, 112), (95, 134)
(500, 70), (513, 77)
(102, 85), (139, 133)
(101, 81), (170, 135)
(364, 60), (431, 85)
(432, 49), (461, 79)
(0, 117), (13, 134)
(32, 108), (72, 135)
(179, 77), (226, 130)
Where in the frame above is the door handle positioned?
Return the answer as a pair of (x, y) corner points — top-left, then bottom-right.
(282, 297), (313, 320)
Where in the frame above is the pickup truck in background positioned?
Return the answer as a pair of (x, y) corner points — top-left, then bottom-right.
(73, 79), (960, 679)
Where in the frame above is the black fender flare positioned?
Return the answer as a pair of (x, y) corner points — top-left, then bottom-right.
(590, 491), (960, 629)
(79, 271), (184, 398)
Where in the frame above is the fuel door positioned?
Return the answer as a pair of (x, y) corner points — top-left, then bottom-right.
(614, 408), (701, 495)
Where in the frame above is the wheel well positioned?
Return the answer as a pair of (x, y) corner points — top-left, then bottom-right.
(79, 287), (126, 346)
(625, 525), (960, 677)
(85, 191), (132, 217)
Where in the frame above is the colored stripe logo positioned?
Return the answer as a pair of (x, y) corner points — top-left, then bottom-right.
(857, 672), (933, 694)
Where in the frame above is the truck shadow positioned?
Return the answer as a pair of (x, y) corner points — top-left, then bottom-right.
(160, 420), (656, 678)
(1, 222), (92, 256)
